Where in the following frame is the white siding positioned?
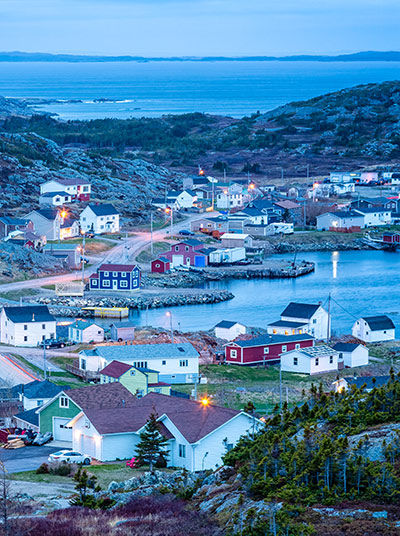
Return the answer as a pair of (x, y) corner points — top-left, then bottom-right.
(282, 349), (338, 374)
(280, 306), (330, 340)
(215, 323), (246, 341)
(352, 319), (395, 343)
(338, 346), (369, 368)
(0, 310), (56, 347)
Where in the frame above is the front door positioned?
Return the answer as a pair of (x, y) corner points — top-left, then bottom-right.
(113, 280), (118, 290)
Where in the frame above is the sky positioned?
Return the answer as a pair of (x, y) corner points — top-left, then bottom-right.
(0, 0), (399, 57)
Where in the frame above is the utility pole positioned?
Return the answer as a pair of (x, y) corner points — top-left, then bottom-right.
(281, 167), (284, 181)
(167, 311), (174, 343)
(81, 232), (86, 285)
(327, 293), (331, 341)
(170, 207), (174, 236)
(306, 164), (310, 179)
(279, 360), (283, 413)
(303, 200), (307, 229)
(43, 340), (47, 380)
(150, 213), (154, 256)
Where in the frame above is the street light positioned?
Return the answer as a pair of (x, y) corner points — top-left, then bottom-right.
(200, 396), (210, 407)
(165, 207), (173, 236)
(166, 311), (174, 343)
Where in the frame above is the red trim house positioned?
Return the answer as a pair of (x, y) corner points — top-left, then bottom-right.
(225, 333), (314, 366)
(383, 233), (400, 244)
(151, 257), (171, 273)
(161, 239), (208, 268)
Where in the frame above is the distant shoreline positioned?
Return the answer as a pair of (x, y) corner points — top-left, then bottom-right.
(1, 51), (400, 63)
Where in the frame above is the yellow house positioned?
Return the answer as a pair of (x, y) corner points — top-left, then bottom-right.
(99, 360), (171, 397)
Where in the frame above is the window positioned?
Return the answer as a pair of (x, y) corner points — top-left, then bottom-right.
(121, 272), (126, 277)
(185, 246), (189, 251)
(179, 360), (188, 367)
(42, 324), (46, 329)
(81, 359), (86, 370)
(103, 280), (110, 287)
(263, 347), (269, 355)
(313, 319), (317, 324)
(162, 360), (166, 365)
(24, 325), (28, 331)
(282, 345), (287, 353)
(92, 279), (98, 286)
(113, 271), (118, 277)
(175, 246), (179, 251)
(178, 444), (186, 458)
(120, 281), (128, 288)
(24, 336), (27, 342)
(295, 344), (300, 350)
(329, 355), (333, 364)
(231, 349), (237, 358)
(103, 271), (109, 277)
(315, 358), (319, 366)
(293, 357), (298, 366)
(59, 396), (69, 408)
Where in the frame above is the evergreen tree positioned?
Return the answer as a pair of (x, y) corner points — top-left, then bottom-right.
(136, 411), (169, 472)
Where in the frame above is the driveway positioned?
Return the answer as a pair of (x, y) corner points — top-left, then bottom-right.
(1, 445), (61, 474)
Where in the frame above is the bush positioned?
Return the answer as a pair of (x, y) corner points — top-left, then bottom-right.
(36, 463), (49, 474)
(49, 462), (72, 476)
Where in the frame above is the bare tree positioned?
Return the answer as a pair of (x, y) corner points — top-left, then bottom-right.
(0, 460), (11, 536)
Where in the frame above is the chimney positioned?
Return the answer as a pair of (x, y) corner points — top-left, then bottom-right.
(32, 313), (35, 322)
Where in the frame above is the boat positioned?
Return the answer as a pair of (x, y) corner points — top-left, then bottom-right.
(361, 233), (398, 251)
(81, 306), (129, 318)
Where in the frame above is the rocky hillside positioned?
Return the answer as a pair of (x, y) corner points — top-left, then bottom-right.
(0, 131), (184, 219)
(0, 96), (33, 119)
(1, 80), (400, 179)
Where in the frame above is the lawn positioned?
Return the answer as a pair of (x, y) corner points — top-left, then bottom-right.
(9, 463), (161, 489)
(0, 288), (40, 301)
(136, 241), (170, 263)
(47, 238), (114, 254)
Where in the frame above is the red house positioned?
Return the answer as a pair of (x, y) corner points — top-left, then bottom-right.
(225, 333), (314, 366)
(161, 239), (208, 268)
(383, 233), (400, 244)
(151, 257), (171, 273)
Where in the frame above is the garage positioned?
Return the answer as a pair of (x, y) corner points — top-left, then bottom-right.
(53, 417), (73, 442)
(172, 254), (183, 268)
(79, 434), (97, 459)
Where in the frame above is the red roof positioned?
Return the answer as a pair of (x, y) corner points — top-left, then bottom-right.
(98, 264), (137, 272)
(100, 360), (133, 379)
(83, 392), (240, 442)
(149, 382), (170, 387)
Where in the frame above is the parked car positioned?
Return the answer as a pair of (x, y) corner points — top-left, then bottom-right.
(48, 450), (91, 465)
(39, 338), (66, 349)
(178, 229), (194, 236)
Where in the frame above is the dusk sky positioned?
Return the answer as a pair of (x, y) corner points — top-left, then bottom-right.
(0, 0), (399, 56)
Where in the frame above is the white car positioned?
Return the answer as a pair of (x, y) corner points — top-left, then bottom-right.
(48, 450), (91, 465)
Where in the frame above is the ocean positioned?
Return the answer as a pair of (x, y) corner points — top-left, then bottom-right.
(0, 60), (399, 119)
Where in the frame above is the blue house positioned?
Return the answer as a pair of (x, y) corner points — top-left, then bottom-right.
(89, 263), (141, 291)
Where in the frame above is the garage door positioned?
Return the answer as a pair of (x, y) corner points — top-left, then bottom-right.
(194, 255), (206, 267)
(53, 418), (73, 442)
(172, 255), (183, 268)
(80, 434), (96, 459)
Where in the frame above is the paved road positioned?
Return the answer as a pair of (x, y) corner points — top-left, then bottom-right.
(0, 353), (40, 386)
(0, 212), (213, 292)
(1, 445), (61, 473)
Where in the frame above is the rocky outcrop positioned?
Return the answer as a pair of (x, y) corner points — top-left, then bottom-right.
(0, 242), (66, 280)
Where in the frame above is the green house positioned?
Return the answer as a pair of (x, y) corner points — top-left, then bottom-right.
(36, 382), (137, 442)
(100, 360), (171, 397)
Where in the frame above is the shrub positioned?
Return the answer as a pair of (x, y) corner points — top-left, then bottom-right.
(49, 462), (72, 477)
(36, 463), (49, 474)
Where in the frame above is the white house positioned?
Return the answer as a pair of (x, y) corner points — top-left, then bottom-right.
(39, 191), (72, 207)
(78, 342), (199, 384)
(40, 178), (91, 201)
(20, 380), (65, 410)
(354, 207), (392, 227)
(25, 208), (79, 241)
(316, 211), (365, 231)
(352, 315), (395, 343)
(216, 183), (249, 210)
(214, 321), (246, 341)
(220, 233), (253, 248)
(80, 204), (120, 234)
(281, 345), (339, 374)
(68, 320), (104, 344)
(0, 305), (57, 347)
(67, 392), (261, 469)
(332, 342), (369, 368)
(167, 190), (197, 209)
(269, 302), (330, 340)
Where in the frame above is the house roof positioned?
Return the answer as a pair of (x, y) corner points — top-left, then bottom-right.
(0, 217), (30, 226)
(318, 210), (362, 219)
(98, 264), (138, 272)
(332, 342), (362, 352)
(87, 204), (118, 216)
(81, 392), (241, 442)
(221, 233), (250, 239)
(110, 321), (136, 329)
(32, 208), (58, 221)
(274, 200), (300, 210)
(81, 342), (199, 362)
(267, 320), (307, 328)
(14, 407), (39, 427)
(280, 302), (321, 319)
(2, 305), (55, 324)
(65, 382), (137, 410)
(40, 191), (71, 198)
(60, 216), (78, 229)
(179, 238), (204, 247)
(23, 380), (67, 400)
(215, 320), (242, 329)
(354, 207), (391, 214)
(343, 375), (391, 390)
(231, 333), (313, 348)
(56, 178), (90, 186)
(70, 320), (102, 331)
(361, 315), (395, 331)
(100, 360), (133, 379)
(291, 345), (337, 358)
(152, 257), (170, 264)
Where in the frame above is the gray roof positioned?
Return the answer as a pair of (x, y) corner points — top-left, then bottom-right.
(40, 191), (70, 198)
(110, 321), (136, 329)
(3, 305), (55, 323)
(294, 345), (338, 358)
(23, 380), (68, 400)
(0, 217), (30, 226)
(361, 315), (395, 331)
(333, 342), (362, 353)
(281, 302), (321, 319)
(268, 320), (307, 328)
(33, 208), (58, 220)
(88, 204), (119, 216)
(14, 407), (39, 427)
(319, 210), (362, 219)
(354, 207), (391, 214)
(81, 342), (199, 361)
(231, 333), (313, 348)
(215, 320), (242, 329)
